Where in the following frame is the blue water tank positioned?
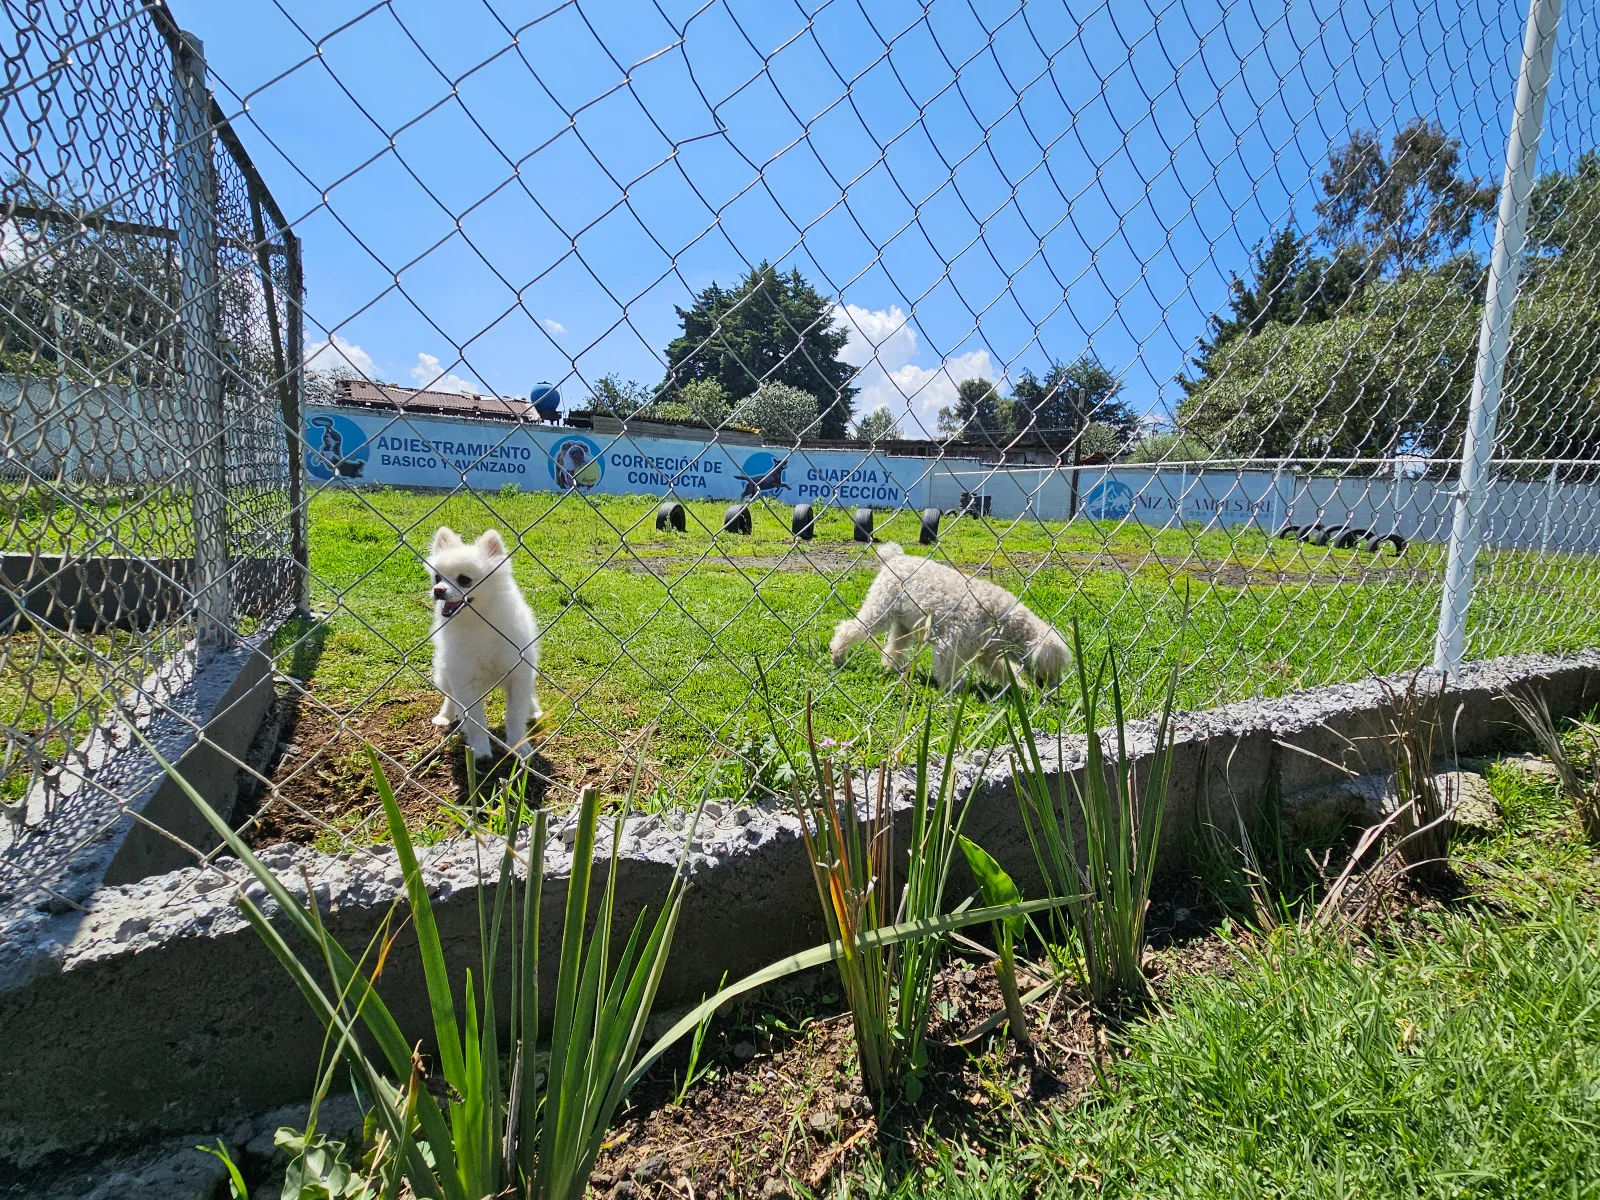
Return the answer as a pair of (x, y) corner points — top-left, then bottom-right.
(529, 382), (561, 422)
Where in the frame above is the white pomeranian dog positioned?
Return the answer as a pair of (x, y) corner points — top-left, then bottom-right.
(830, 543), (1069, 689)
(427, 527), (542, 760)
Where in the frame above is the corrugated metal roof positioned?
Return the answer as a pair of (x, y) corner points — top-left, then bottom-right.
(336, 378), (539, 422)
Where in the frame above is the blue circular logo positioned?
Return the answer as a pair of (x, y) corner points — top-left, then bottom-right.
(549, 435), (603, 490)
(1083, 480), (1134, 521)
(306, 413), (371, 481)
(735, 451), (789, 498)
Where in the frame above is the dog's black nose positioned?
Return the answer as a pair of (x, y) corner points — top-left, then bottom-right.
(432, 586), (448, 601)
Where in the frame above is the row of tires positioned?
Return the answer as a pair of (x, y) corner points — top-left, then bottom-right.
(1277, 522), (1408, 555)
(659, 502), (1411, 556)
(657, 502), (949, 544)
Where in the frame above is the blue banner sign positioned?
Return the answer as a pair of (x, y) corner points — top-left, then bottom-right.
(304, 406), (942, 507)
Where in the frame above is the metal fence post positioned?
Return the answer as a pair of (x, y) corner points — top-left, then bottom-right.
(1432, 0), (1563, 677)
(173, 31), (231, 655)
(285, 231), (310, 616)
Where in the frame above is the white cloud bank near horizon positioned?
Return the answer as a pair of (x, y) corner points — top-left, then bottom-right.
(832, 302), (996, 435)
(305, 336), (483, 395)
(304, 333), (378, 377)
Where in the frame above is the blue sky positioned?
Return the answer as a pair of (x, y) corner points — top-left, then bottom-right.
(164, 0), (1584, 437)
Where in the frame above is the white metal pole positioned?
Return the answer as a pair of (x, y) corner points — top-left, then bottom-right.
(175, 32), (231, 656)
(1432, 0), (1562, 676)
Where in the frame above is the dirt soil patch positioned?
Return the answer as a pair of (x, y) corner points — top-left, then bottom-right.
(591, 882), (1235, 1200)
(245, 688), (633, 849)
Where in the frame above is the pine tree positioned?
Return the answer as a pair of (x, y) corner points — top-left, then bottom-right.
(662, 262), (856, 438)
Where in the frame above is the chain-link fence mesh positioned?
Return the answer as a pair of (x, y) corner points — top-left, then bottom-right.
(0, 0), (300, 898)
(4, 0), (1600, 891)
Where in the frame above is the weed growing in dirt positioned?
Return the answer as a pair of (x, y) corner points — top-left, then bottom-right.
(1504, 686), (1600, 843)
(789, 690), (999, 1105)
(1378, 668), (1455, 882)
(151, 719), (709, 1200)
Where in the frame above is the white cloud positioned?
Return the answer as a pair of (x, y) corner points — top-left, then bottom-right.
(833, 303), (997, 435)
(866, 350), (998, 437)
(833, 303), (917, 371)
(408, 352), (479, 395)
(304, 334), (377, 378)
(541, 317), (567, 335)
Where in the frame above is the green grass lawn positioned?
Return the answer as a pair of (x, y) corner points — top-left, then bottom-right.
(273, 485), (1600, 810)
(7, 482), (1600, 817)
(864, 762), (1600, 1199)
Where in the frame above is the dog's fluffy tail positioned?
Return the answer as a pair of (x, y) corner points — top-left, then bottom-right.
(875, 541), (905, 561)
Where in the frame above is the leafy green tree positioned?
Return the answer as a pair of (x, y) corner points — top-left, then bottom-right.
(937, 377), (1008, 439)
(1184, 229), (1366, 394)
(852, 405), (903, 442)
(1181, 146), (1600, 466)
(587, 373), (652, 417)
(1314, 118), (1497, 276)
(1177, 272), (1481, 458)
(1010, 356), (1134, 455)
(1528, 150), (1600, 262)
(1497, 267), (1600, 466)
(663, 263), (856, 438)
(678, 378), (732, 427)
(1079, 420), (1126, 462)
(730, 381), (820, 442)
(1125, 429), (1214, 464)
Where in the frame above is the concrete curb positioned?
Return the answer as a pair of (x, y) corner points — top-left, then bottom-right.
(0, 635), (277, 924)
(1, 648), (1595, 1167)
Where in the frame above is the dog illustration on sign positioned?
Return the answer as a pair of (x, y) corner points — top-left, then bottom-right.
(736, 452), (791, 499)
(308, 414), (367, 478)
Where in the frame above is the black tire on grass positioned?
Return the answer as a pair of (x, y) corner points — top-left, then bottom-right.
(655, 501), (685, 533)
(1333, 526), (1369, 550)
(723, 504), (752, 535)
(920, 508), (942, 545)
(792, 503), (815, 540)
(852, 507), (874, 543)
(1364, 532), (1408, 556)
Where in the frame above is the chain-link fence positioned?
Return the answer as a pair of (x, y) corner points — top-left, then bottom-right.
(0, 1), (301, 895)
(4, 0), (1600, 887)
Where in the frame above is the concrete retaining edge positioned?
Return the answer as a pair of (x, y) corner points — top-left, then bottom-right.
(2, 647), (1596, 1169)
(0, 634), (279, 932)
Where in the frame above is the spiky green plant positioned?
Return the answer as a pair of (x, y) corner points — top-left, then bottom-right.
(793, 691), (996, 1103)
(1377, 669), (1453, 882)
(142, 729), (700, 1200)
(1504, 687), (1600, 843)
(1008, 619), (1181, 1004)
(142, 714), (1062, 1185)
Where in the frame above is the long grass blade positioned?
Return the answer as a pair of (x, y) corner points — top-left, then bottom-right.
(127, 723), (463, 1199)
(625, 895), (1071, 1092)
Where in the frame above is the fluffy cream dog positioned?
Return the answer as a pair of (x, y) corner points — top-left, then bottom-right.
(830, 543), (1069, 688)
(427, 527), (541, 760)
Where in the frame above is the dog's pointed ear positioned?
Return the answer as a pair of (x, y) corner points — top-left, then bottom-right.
(432, 526), (462, 552)
(477, 529), (507, 559)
